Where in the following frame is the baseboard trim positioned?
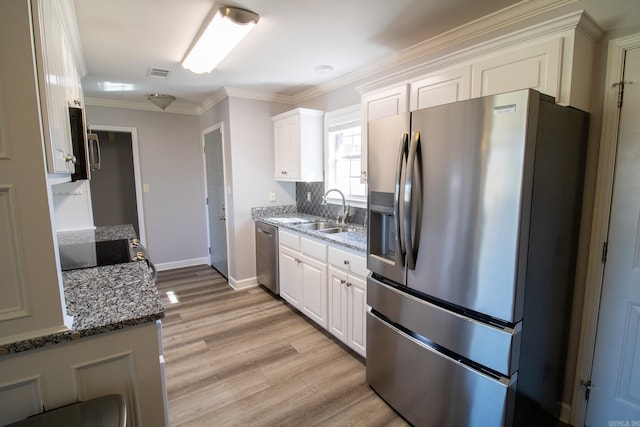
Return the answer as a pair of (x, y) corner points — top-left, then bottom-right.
(228, 276), (259, 290)
(559, 402), (571, 424)
(154, 257), (209, 272)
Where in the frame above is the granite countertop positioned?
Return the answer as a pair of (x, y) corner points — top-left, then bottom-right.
(1, 225), (164, 355)
(252, 206), (366, 253)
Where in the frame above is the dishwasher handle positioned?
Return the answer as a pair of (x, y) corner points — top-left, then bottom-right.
(257, 227), (273, 237)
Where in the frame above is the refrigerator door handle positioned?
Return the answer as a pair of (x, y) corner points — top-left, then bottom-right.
(404, 131), (423, 270)
(395, 133), (409, 261)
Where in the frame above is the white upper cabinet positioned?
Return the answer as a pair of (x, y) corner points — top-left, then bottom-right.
(409, 65), (472, 111)
(471, 38), (562, 101)
(272, 108), (324, 182)
(360, 84), (408, 183)
(31, 0), (84, 174)
(362, 85), (409, 122)
(359, 11), (600, 117)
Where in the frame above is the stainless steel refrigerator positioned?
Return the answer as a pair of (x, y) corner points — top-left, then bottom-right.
(366, 89), (589, 426)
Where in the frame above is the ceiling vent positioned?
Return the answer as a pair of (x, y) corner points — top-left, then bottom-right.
(147, 67), (171, 79)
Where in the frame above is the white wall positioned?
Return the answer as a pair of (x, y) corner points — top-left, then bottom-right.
(198, 97), (296, 286)
(229, 97), (297, 283)
(85, 106), (206, 266)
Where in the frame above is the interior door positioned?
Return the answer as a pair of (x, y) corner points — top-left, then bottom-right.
(586, 47), (640, 425)
(91, 130), (139, 236)
(204, 126), (228, 278)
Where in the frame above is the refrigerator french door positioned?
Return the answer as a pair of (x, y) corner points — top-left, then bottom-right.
(366, 89), (589, 426)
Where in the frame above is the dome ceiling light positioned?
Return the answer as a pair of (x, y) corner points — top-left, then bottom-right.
(147, 93), (176, 111)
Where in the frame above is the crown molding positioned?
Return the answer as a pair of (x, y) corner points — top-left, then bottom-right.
(84, 97), (199, 115)
(354, 8), (601, 95)
(196, 90), (229, 115)
(196, 87), (294, 114)
(224, 87), (294, 104)
(292, 0), (584, 103)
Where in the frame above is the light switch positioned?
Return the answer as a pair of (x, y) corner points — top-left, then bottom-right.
(269, 191), (276, 202)
(143, 184), (150, 192)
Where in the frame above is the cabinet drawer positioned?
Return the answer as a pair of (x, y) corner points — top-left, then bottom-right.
(279, 229), (300, 250)
(301, 237), (327, 262)
(329, 247), (367, 277)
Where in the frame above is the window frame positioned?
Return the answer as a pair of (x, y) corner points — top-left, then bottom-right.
(323, 104), (366, 208)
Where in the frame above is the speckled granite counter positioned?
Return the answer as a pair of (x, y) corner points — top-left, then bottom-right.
(57, 224), (137, 245)
(252, 206), (366, 253)
(1, 225), (164, 355)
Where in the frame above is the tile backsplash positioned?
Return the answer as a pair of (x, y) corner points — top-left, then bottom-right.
(296, 182), (367, 226)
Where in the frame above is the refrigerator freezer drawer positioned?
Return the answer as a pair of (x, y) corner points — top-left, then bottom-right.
(367, 311), (517, 427)
(368, 276), (521, 376)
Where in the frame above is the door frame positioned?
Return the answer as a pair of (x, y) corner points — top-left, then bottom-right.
(571, 33), (640, 426)
(89, 124), (146, 245)
(201, 122), (230, 272)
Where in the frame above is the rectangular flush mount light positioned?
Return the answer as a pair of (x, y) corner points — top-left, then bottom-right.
(182, 5), (259, 74)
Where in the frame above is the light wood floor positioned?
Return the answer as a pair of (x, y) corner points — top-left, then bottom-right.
(156, 265), (408, 427)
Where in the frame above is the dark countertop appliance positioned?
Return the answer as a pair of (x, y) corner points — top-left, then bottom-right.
(58, 237), (155, 280)
(366, 89), (589, 426)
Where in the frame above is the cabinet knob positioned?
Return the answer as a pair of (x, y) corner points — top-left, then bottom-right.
(340, 279), (346, 284)
(218, 215), (226, 221)
(346, 282), (352, 287)
(65, 154), (76, 163)
(73, 99), (81, 106)
(281, 170), (288, 175)
(343, 260), (350, 265)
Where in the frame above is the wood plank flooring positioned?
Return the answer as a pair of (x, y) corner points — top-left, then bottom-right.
(156, 265), (408, 427)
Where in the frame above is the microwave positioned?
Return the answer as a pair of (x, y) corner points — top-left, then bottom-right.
(69, 106), (100, 181)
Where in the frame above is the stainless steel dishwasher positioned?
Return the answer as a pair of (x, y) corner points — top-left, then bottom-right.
(255, 221), (279, 295)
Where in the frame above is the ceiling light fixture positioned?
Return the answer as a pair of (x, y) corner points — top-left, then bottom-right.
(147, 93), (176, 111)
(314, 64), (334, 75)
(182, 5), (259, 74)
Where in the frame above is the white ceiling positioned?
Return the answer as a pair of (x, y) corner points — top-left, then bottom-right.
(73, 0), (640, 112)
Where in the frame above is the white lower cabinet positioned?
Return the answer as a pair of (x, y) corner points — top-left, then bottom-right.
(278, 230), (328, 329)
(0, 321), (168, 427)
(328, 247), (367, 357)
(278, 229), (368, 356)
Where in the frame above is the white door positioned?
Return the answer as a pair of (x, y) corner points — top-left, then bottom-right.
(586, 47), (640, 425)
(300, 254), (327, 328)
(348, 274), (367, 356)
(328, 266), (348, 344)
(204, 126), (228, 278)
(278, 246), (300, 307)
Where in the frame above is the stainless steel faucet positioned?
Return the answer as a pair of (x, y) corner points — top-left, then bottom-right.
(322, 188), (349, 224)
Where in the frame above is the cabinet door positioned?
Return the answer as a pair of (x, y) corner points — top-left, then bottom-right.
(328, 266), (348, 344)
(278, 246), (301, 308)
(471, 38), (562, 101)
(348, 274), (367, 357)
(63, 36), (82, 108)
(32, 0), (74, 174)
(273, 115), (300, 180)
(410, 65), (471, 111)
(300, 254), (327, 328)
(360, 84), (408, 183)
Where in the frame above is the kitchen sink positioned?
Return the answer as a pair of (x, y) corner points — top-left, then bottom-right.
(299, 221), (351, 234)
(319, 227), (350, 234)
(300, 221), (336, 231)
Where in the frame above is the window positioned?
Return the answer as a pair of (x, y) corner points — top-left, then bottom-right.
(324, 105), (365, 207)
